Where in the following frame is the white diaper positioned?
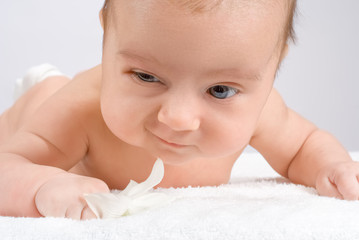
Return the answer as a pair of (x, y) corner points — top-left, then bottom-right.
(14, 63), (65, 100)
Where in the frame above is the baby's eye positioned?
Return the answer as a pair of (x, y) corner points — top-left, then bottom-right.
(207, 85), (239, 99)
(133, 71), (160, 83)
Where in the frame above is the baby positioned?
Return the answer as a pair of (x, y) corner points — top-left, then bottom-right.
(1, 0), (358, 220)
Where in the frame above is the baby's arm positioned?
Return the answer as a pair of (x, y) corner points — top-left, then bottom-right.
(0, 152), (65, 217)
(0, 79), (109, 219)
(250, 89), (357, 200)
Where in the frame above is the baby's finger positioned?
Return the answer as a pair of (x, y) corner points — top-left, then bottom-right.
(35, 201), (66, 218)
(335, 175), (359, 200)
(81, 206), (98, 220)
(316, 176), (343, 199)
(65, 203), (85, 220)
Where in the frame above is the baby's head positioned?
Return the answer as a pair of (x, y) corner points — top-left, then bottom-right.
(99, 0), (298, 164)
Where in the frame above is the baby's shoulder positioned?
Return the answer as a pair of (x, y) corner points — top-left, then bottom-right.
(56, 66), (103, 121)
(250, 88), (288, 141)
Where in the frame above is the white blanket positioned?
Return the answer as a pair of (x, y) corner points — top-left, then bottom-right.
(1, 152), (359, 240)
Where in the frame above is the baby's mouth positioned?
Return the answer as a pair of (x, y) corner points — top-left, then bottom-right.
(153, 134), (189, 148)
(158, 137), (186, 148)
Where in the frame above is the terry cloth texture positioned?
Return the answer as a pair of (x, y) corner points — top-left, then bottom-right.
(1, 152), (359, 240)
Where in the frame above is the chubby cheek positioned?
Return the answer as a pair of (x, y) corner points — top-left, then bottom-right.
(199, 106), (259, 158)
(201, 123), (253, 158)
(100, 92), (147, 147)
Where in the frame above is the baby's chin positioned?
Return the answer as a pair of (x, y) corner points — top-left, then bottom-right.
(156, 150), (225, 166)
(117, 138), (193, 164)
(147, 147), (200, 166)
(124, 137), (227, 166)
(158, 156), (194, 166)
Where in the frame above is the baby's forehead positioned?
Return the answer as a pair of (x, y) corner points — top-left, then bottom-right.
(109, 0), (289, 33)
(110, 0), (288, 15)
(107, 0), (287, 65)
(172, 0), (286, 12)
(108, 0), (290, 50)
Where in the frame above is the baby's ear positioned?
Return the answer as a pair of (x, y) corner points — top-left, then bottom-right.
(99, 9), (104, 30)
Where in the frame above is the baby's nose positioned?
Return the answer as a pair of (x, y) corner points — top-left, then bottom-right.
(157, 95), (201, 131)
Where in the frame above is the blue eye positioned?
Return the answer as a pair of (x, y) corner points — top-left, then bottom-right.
(207, 85), (238, 99)
(134, 72), (160, 83)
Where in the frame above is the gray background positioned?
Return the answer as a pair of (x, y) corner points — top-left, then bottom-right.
(0, 1), (358, 151)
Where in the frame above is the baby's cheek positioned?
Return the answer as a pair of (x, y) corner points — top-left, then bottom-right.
(105, 114), (138, 142)
(202, 128), (251, 157)
(101, 103), (129, 138)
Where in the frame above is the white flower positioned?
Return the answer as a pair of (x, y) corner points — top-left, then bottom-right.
(84, 159), (174, 219)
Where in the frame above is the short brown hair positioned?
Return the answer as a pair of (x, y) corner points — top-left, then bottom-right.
(101, 0), (297, 44)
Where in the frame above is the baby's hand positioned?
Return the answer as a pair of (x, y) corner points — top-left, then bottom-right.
(316, 161), (359, 200)
(35, 173), (110, 220)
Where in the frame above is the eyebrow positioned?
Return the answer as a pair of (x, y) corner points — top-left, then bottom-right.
(206, 68), (262, 81)
(117, 50), (262, 81)
(117, 50), (160, 64)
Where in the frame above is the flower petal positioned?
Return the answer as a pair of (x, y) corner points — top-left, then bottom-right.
(125, 158), (164, 197)
(119, 180), (138, 196)
(84, 193), (131, 219)
(128, 192), (175, 215)
(83, 158), (171, 219)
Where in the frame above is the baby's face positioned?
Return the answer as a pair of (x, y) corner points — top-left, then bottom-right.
(101, 0), (287, 164)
